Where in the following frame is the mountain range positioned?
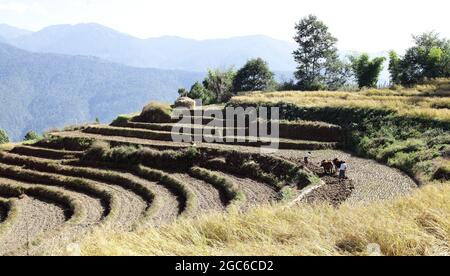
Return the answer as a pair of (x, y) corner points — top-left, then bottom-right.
(1, 23), (298, 72)
(0, 42), (202, 141)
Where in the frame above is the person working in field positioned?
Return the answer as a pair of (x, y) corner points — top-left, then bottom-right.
(339, 161), (348, 180)
(304, 152), (312, 165)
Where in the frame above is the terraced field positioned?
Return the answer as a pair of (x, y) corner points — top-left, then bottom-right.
(0, 106), (418, 255)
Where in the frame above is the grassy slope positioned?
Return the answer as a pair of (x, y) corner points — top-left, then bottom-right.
(81, 183), (449, 256)
(77, 80), (449, 255)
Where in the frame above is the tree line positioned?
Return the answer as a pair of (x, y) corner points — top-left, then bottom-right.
(178, 14), (450, 104)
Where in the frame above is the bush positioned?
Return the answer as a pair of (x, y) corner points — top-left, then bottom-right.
(24, 131), (41, 141)
(377, 139), (425, 162)
(0, 129), (9, 144)
(135, 102), (173, 123)
(110, 113), (138, 127)
(83, 141), (111, 161)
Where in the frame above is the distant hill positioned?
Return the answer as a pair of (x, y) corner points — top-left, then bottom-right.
(9, 23), (298, 72)
(0, 24), (32, 41)
(0, 43), (202, 141)
(6, 23), (392, 83)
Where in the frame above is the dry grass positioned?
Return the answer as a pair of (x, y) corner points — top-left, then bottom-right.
(232, 79), (450, 122)
(80, 183), (449, 256)
(233, 92), (450, 122)
(0, 143), (18, 152)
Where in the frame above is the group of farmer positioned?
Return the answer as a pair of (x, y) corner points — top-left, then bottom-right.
(303, 152), (348, 180)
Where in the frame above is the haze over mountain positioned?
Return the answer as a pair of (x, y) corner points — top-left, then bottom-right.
(0, 42), (202, 141)
(4, 23), (298, 72)
(2, 23), (392, 81)
(0, 24), (32, 41)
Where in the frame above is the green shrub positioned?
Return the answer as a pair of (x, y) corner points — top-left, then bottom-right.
(111, 114), (137, 127)
(24, 131), (41, 141)
(377, 139), (425, 162)
(388, 152), (420, 172)
(0, 129), (9, 144)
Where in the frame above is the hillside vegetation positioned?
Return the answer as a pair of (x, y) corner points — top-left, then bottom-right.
(0, 42), (202, 141)
(231, 79), (450, 183)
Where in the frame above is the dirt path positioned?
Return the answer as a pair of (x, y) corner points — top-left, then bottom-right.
(171, 173), (226, 214)
(206, 170), (278, 209)
(273, 149), (417, 203)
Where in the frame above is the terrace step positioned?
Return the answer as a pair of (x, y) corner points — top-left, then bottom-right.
(0, 163), (113, 225)
(122, 120), (342, 143)
(0, 179), (68, 255)
(11, 146), (83, 160)
(83, 125), (338, 150)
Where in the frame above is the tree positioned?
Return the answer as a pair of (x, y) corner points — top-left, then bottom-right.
(324, 56), (352, 90)
(203, 68), (236, 103)
(389, 32), (450, 85)
(187, 82), (215, 105)
(350, 54), (386, 88)
(178, 88), (189, 97)
(24, 131), (40, 141)
(293, 15), (348, 90)
(0, 129), (9, 144)
(388, 51), (402, 85)
(232, 58), (275, 92)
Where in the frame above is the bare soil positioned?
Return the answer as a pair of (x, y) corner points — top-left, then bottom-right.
(0, 184), (66, 255)
(274, 149), (417, 203)
(171, 173), (227, 214)
(206, 170), (278, 209)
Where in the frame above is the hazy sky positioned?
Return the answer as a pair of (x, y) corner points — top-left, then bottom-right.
(0, 0), (449, 52)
